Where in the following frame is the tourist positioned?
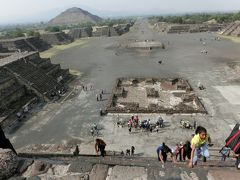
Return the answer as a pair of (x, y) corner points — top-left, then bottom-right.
(100, 109), (103, 116)
(131, 146), (135, 156)
(73, 145), (79, 156)
(93, 123), (97, 131)
(128, 119), (133, 127)
(157, 116), (164, 128)
(174, 144), (180, 160)
(219, 145), (231, 161)
(180, 141), (191, 161)
(99, 93), (102, 101)
(96, 94), (99, 101)
(16, 112), (22, 120)
(129, 126), (132, 133)
(234, 153), (240, 169)
(188, 126), (213, 168)
(95, 138), (106, 157)
(156, 142), (176, 166)
(126, 149), (131, 156)
(23, 106), (28, 113)
(150, 127), (153, 133)
(193, 121), (197, 130)
(90, 128), (94, 136)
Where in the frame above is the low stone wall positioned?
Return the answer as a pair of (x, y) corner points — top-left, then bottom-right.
(40, 32), (73, 45)
(67, 28), (90, 39)
(154, 23), (223, 34)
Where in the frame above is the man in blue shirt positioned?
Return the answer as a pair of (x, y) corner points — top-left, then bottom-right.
(156, 142), (176, 165)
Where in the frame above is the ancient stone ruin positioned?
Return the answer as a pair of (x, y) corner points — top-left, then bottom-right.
(221, 21), (240, 37)
(106, 78), (206, 114)
(66, 28), (90, 39)
(40, 32), (73, 45)
(0, 51), (72, 126)
(0, 37), (50, 53)
(154, 22), (223, 34)
(92, 23), (132, 37)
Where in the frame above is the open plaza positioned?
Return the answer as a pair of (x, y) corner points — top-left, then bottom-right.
(1, 20), (238, 157)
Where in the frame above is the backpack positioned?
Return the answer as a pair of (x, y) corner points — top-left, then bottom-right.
(225, 123), (240, 154)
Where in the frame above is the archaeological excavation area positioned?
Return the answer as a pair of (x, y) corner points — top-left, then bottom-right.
(107, 78), (206, 114)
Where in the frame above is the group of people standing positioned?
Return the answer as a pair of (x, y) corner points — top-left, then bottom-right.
(96, 89), (105, 101)
(125, 115), (164, 133)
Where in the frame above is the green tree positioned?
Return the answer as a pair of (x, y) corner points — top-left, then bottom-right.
(45, 26), (60, 32)
(6, 28), (24, 38)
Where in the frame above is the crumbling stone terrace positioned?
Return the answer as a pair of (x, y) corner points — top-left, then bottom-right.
(106, 78), (207, 114)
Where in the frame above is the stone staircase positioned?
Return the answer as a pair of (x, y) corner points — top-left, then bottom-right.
(40, 32), (72, 45)
(14, 152), (238, 180)
(223, 22), (240, 36)
(23, 39), (38, 51)
(0, 68), (27, 113)
(5, 59), (63, 100)
(25, 37), (50, 51)
(231, 24), (240, 37)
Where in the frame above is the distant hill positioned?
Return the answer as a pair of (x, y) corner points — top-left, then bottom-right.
(48, 7), (102, 26)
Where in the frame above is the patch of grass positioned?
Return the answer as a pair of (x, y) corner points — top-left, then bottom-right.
(40, 39), (87, 58)
(219, 34), (240, 43)
(69, 69), (82, 76)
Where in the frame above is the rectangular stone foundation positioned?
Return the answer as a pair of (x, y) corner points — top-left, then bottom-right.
(106, 77), (207, 114)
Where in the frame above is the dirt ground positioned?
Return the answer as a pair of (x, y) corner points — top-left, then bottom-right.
(6, 19), (240, 157)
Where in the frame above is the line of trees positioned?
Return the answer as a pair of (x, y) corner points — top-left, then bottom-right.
(149, 12), (240, 24)
(0, 28), (40, 39)
(0, 18), (135, 39)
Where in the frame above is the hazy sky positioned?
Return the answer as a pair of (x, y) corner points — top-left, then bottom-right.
(0, 0), (239, 24)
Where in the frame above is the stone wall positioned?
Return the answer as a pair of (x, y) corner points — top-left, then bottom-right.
(154, 23), (223, 34)
(92, 24), (132, 37)
(92, 26), (110, 37)
(0, 37), (50, 52)
(40, 32), (73, 45)
(67, 28), (90, 39)
(0, 149), (18, 179)
(0, 52), (72, 118)
(0, 44), (9, 53)
(0, 68), (27, 113)
(222, 22), (240, 36)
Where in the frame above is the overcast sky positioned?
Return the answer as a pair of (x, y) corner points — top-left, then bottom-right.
(0, 0), (239, 25)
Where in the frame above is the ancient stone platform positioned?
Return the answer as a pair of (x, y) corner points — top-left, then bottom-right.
(106, 78), (207, 114)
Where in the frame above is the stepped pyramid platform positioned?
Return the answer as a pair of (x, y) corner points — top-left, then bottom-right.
(0, 51), (72, 124)
(66, 28), (90, 39)
(222, 21), (240, 37)
(40, 32), (73, 45)
(0, 36), (50, 53)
